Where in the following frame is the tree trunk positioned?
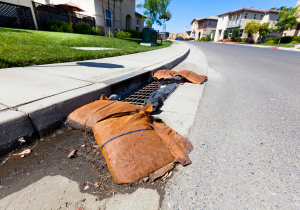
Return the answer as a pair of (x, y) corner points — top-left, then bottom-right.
(278, 33), (283, 44)
(102, 0), (106, 36)
(113, 0), (115, 37)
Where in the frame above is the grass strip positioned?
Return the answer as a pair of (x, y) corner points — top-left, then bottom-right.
(0, 27), (172, 69)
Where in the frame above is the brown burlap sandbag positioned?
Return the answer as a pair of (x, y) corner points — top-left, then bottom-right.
(152, 70), (178, 80)
(67, 94), (142, 130)
(172, 70), (207, 84)
(92, 105), (193, 184)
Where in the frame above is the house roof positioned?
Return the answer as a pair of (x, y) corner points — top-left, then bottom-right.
(191, 15), (219, 24)
(218, 8), (279, 16)
(135, 12), (146, 18)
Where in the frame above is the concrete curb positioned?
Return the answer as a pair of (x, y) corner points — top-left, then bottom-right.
(0, 42), (190, 150)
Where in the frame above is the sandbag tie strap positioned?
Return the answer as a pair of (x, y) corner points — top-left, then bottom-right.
(162, 70), (168, 78)
(85, 101), (117, 126)
(101, 129), (153, 150)
(186, 71), (192, 77)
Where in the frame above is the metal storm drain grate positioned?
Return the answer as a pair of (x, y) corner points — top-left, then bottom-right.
(122, 81), (161, 105)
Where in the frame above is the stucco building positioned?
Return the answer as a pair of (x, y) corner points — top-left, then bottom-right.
(214, 8), (280, 42)
(190, 16), (218, 40)
(32, 0), (144, 31)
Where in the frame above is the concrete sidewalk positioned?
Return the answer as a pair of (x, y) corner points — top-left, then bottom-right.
(0, 41), (189, 150)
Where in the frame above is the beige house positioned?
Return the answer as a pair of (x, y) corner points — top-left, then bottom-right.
(190, 16), (218, 40)
(285, 0), (300, 36)
(33, 0), (144, 31)
(214, 8), (280, 42)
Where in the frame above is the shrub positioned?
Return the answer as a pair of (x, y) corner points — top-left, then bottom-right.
(265, 36), (294, 44)
(292, 36), (300, 43)
(240, 38), (246, 42)
(249, 40), (255, 44)
(218, 39), (223, 42)
(234, 37), (238, 42)
(223, 29), (229, 39)
(206, 34), (211, 41)
(266, 40), (275, 44)
(123, 29), (141, 38)
(91, 27), (100, 35)
(76, 22), (92, 34)
(47, 20), (73, 33)
(231, 28), (240, 41)
(115, 29), (131, 38)
(200, 37), (206, 42)
(290, 41), (298, 44)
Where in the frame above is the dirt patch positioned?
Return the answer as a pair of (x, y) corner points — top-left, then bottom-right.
(0, 126), (174, 202)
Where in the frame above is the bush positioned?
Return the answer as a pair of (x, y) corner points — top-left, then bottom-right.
(266, 40), (275, 44)
(249, 40), (255, 44)
(292, 36), (300, 43)
(223, 29), (229, 39)
(76, 22), (92, 34)
(47, 20), (73, 33)
(200, 37), (206, 42)
(218, 39), (223, 42)
(265, 36), (294, 44)
(115, 29), (131, 38)
(290, 41), (298, 44)
(231, 28), (240, 41)
(206, 34), (211, 41)
(91, 27), (100, 35)
(123, 29), (141, 38)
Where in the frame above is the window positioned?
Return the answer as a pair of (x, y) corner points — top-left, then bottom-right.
(222, 16), (224, 21)
(209, 20), (211, 25)
(253, 13), (257, 20)
(105, 9), (112, 28)
(239, 29), (244, 37)
(260, 15), (264, 20)
(244, 12), (248, 19)
(228, 29), (232, 37)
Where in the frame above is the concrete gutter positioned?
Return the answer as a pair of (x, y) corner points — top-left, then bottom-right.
(0, 41), (189, 150)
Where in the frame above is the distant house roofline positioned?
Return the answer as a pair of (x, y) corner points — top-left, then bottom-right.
(135, 12), (146, 18)
(191, 15), (219, 24)
(218, 8), (279, 17)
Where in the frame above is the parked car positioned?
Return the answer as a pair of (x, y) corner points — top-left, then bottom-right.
(175, 36), (183, 40)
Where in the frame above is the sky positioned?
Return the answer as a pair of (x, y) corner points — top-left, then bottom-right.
(135, 0), (299, 33)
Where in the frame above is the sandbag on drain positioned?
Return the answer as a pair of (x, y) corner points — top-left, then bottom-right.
(92, 107), (193, 184)
(173, 70), (207, 84)
(152, 70), (178, 80)
(67, 94), (142, 130)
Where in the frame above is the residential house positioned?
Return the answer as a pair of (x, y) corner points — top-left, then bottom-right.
(1, 0), (38, 29)
(33, 0), (144, 31)
(285, 0), (300, 36)
(214, 8), (280, 42)
(191, 16), (218, 40)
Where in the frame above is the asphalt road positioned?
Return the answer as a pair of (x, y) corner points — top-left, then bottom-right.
(162, 43), (300, 209)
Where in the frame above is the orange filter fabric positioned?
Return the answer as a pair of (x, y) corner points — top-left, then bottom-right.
(93, 109), (193, 184)
(93, 112), (175, 184)
(173, 70), (207, 84)
(67, 95), (142, 129)
(152, 70), (178, 80)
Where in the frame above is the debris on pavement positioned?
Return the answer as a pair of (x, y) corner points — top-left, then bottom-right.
(18, 137), (26, 143)
(153, 69), (207, 84)
(11, 149), (31, 159)
(68, 149), (77, 158)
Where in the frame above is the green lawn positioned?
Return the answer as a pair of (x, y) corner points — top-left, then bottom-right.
(259, 43), (295, 48)
(0, 28), (172, 68)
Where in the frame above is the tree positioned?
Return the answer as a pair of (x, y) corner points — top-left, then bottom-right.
(270, 6), (287, 11)
(275, 6), (300, 44)
(231, 28), (240, 41)
(244, 20), (261, 41)
(223, 29), (229, 39)
(159, 9), (172, 31)
(259, 22), (273, 37)
(137, 0), (171, 28)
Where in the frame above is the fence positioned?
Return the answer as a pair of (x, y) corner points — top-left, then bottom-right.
(0, 1), (36, 30)
(32, 2), (95, 31)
